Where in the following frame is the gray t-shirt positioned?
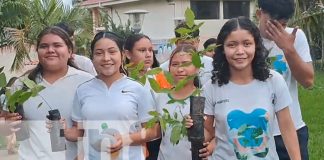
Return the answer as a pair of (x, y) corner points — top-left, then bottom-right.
(263, 27), (312, 135)
(72, 76), (155, 160)
(204, 70), (292, 160)
(155, 93), (191, 160)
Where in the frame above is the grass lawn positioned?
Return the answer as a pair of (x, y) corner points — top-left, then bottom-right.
(300, 70), (324, 159)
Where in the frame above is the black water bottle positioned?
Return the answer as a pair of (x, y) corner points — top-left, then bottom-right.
(47, 109), (66, 152)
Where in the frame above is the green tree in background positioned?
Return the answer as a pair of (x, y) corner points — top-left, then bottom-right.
(0, 0), (93, 71)
(290, 0), (324, 70)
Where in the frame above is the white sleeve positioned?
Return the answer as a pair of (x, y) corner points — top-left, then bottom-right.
(202, 82), (215, 116)
(271, 71), (292, 112)
(84, 60), (97, 76)
(71, 90), (83, 122)
(137, 85), (155, 123)
(160, 60), (169, 71)
(294, 29), (312, 62)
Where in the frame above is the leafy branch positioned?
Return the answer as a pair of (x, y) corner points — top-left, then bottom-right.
(0, 66), (45, 113)
(146, 108), (188, 145)
(128, 8), (219, 145)
(169, 8), (204, 44)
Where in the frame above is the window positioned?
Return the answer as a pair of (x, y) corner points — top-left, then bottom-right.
(190, 0), (220, 20)
(223, 1), (250, 19)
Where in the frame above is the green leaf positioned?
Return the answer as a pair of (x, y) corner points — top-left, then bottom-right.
(176, 99), (186, 105)
(31, 85), (45, 97)
(5, 89), (11, 99)
(174, 78), (189, 92)
(37, 102), (43, 109)
(136, 61), (145, 71)
(8, 105), (17, 113)
(22, 78), (36, 89)
(179, 62), (192, 68)
(174, 75), (196, 91)
(192, 22), (204, 32)
(146, 117), (158, 129)
(149, 111), (160, 117)
(164, 71), (175, 86)
(167, 99), (176, 104)
(162, 108), (170, 114)
(160, 118), (167, 131)
(139, 76), (146, 85)
(185, 8), (195, 28)
(146, 68), (162, 75)
(205, 44), (218, 52)
(181, 121), (188, 136)
(8, 89), (23, 104)
(148, 78), (161, 93)
(0, 73), (6, 88)
(129, 70), (140, 80)
(169, 37), (179, 44)
(17, 91), (32, 104)
(174, 112), (178, 119)
(192, 52), (203, 68)
(170, 125), (182, 145)
(175, 27), (192, 36)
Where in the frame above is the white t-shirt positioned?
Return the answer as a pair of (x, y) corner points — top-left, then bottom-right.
(12, 67), (93, 160)
(155, 93), (192, 160)
(160, 55), (213, 85)
(71, 75), (155, 160)
(263, 27), (312, 135)
(73, 54), (97, 76)
(204, 70), (292, 160)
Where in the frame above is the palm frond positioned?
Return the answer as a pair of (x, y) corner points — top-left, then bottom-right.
(4, 28), (31, 71)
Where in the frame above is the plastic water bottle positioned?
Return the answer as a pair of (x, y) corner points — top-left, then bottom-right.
(47, 109), (66, 152)
(92, 123), (120, 159)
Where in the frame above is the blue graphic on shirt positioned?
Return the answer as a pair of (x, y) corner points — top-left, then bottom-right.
(227, 108), (270, 159)
(271, 55), (287, 74)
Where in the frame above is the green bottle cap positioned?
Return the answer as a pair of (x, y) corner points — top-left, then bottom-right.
(101, 123), (108, 130)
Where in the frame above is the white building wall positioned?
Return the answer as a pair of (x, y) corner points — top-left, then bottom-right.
(100, 0), (255, 50)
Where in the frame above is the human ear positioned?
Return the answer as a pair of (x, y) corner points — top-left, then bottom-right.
(124, 50), (132, 60)
(256, 9), (261, 19)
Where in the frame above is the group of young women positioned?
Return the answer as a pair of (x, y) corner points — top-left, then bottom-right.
(1, 16), (301, 160)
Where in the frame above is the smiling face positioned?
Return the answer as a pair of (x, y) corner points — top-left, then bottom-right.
(169, 52), (198, 83)
(92, 38), (122, 78)
(37, 33), (72, 71)
(224, 29), (256, 74)
(126, 37), (153, 70)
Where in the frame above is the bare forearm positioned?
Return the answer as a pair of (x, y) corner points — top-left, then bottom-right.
(280, 124), (300, 160)
(204, 115), (215, 142)
(204, 128), (214, 142)
(124, 123), (160, 146)
(284, 47), (314, 88)
(0, 118), (11, 136)
(64, 127), (84, 142)
(277, 108), (301, 160)
(64, 121), (84, 142)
